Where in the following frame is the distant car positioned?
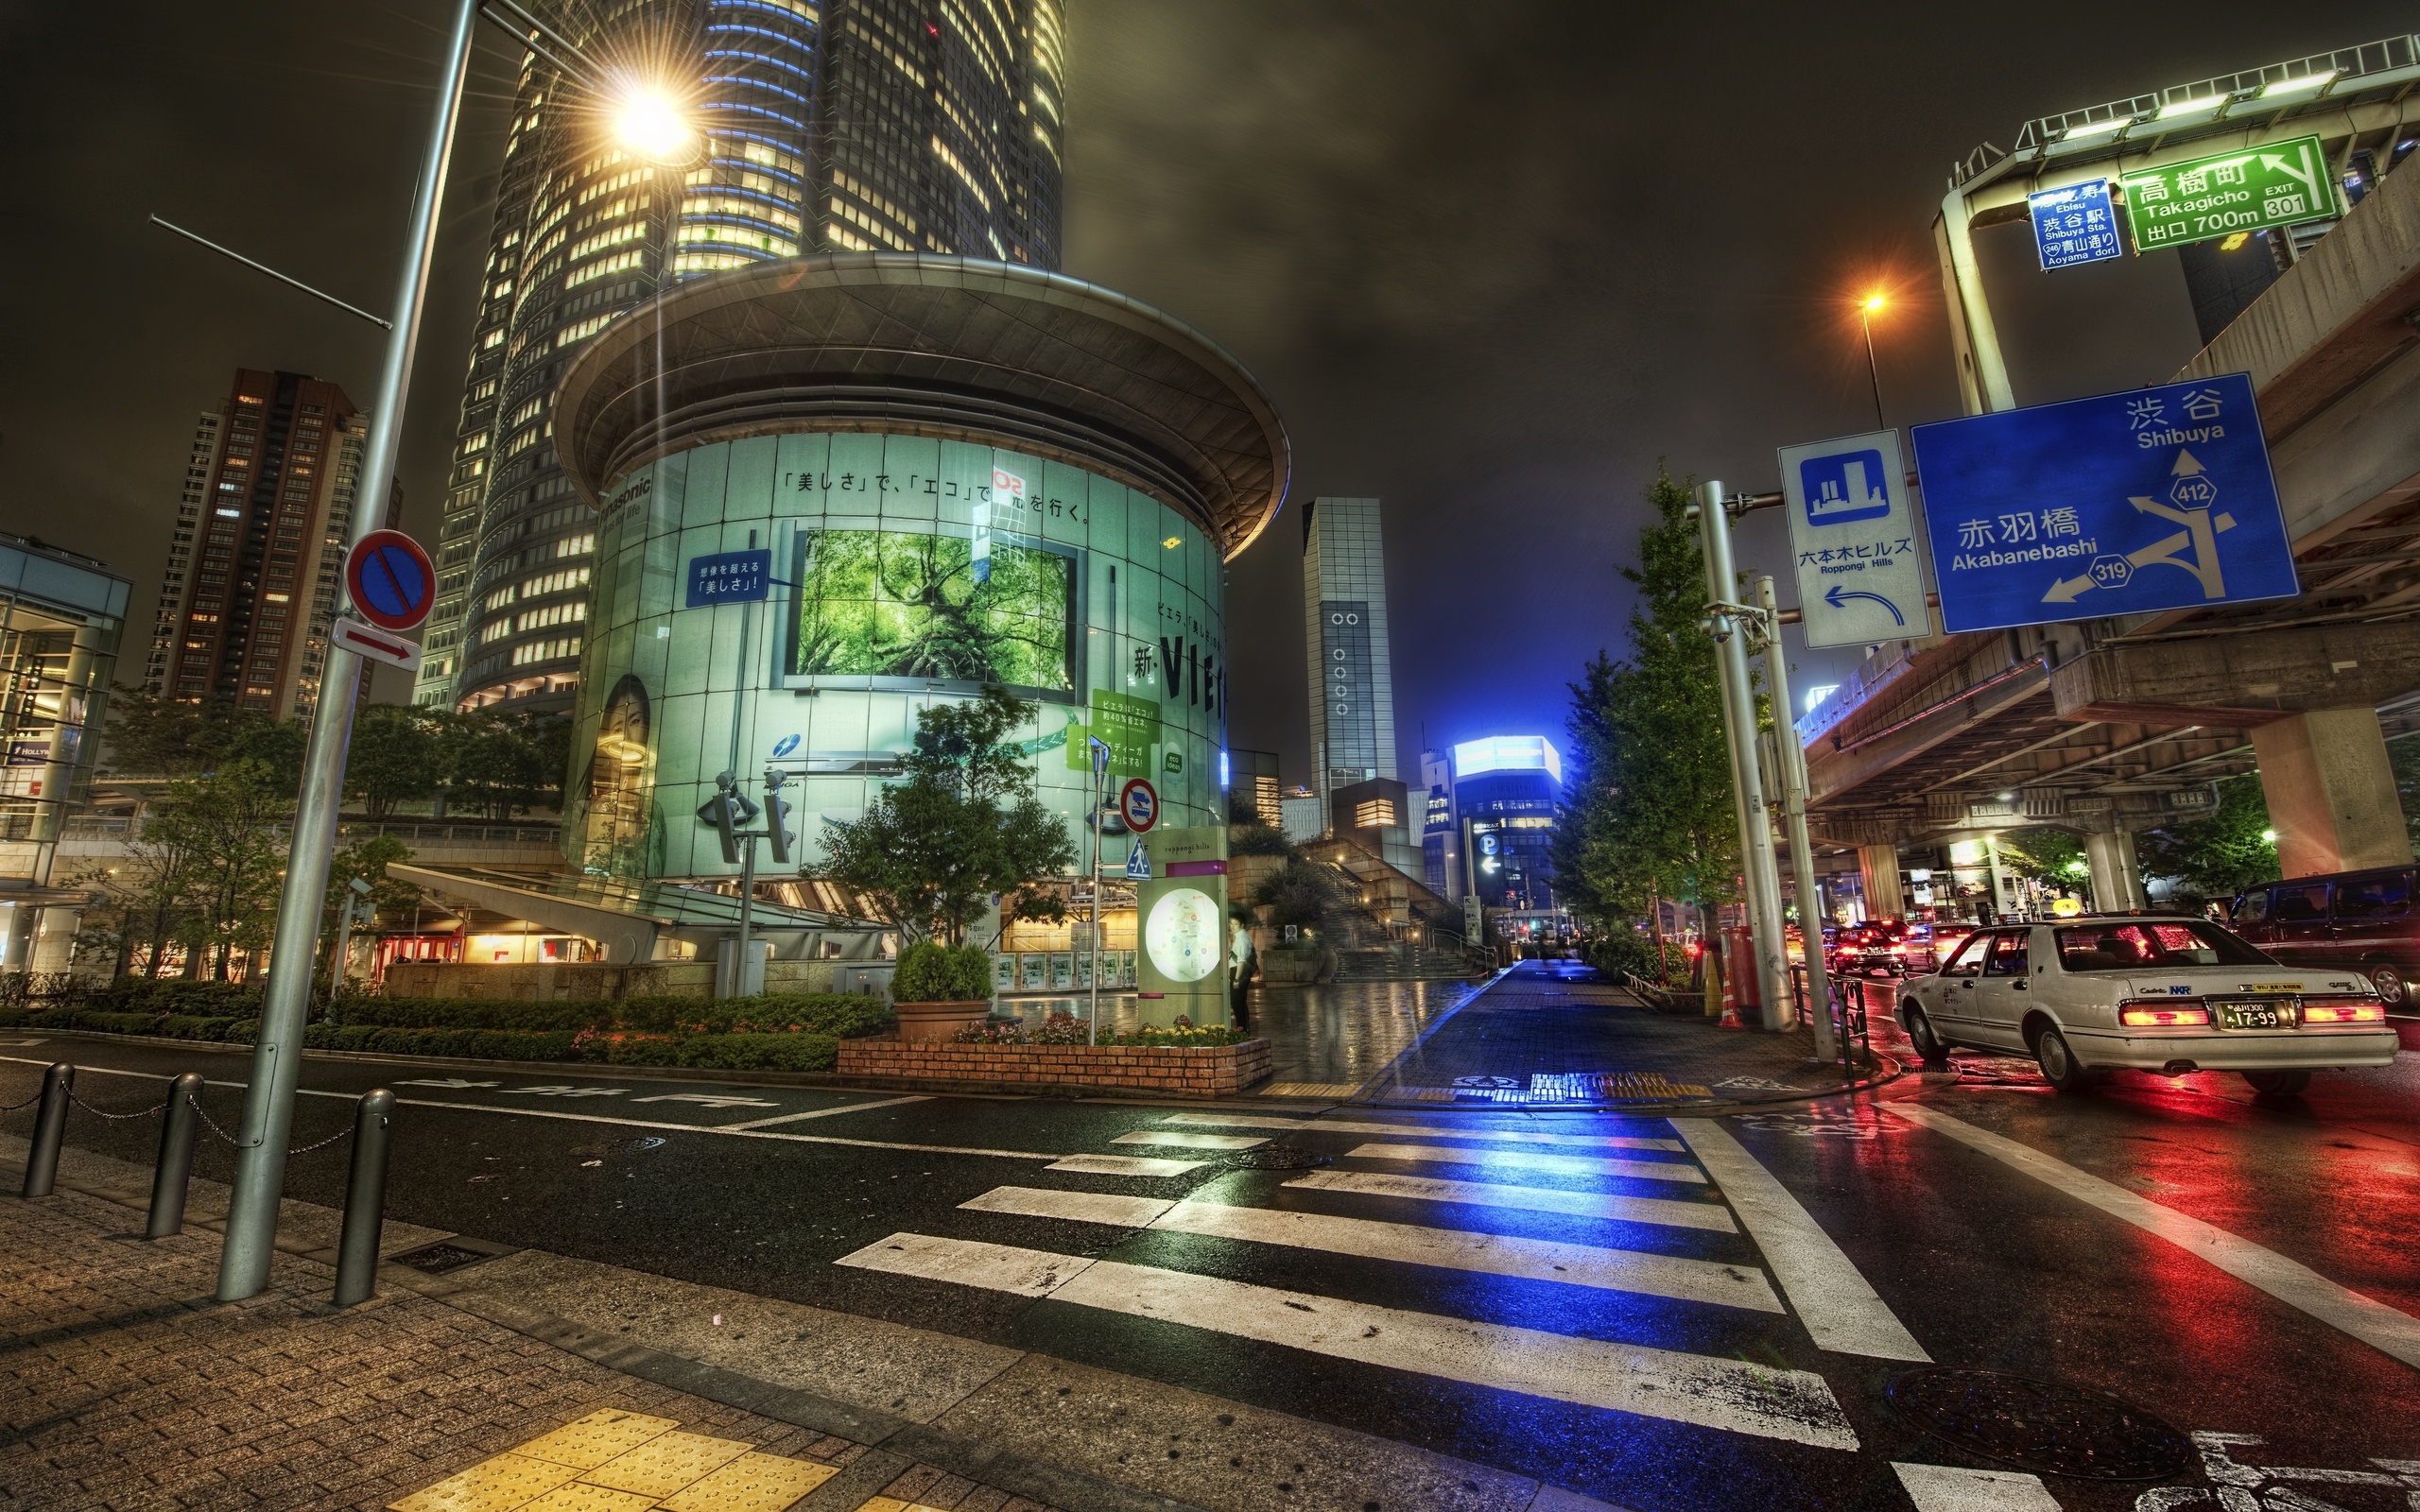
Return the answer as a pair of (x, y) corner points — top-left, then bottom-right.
(2229, 866), (2420, 1007)
(1897, 916), (2394, 1096)
(1829, 921), (1913, 977)
(1921, 923), (1976, 973)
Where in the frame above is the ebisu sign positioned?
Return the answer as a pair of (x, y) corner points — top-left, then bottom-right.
(2120, 136), (2336, 253)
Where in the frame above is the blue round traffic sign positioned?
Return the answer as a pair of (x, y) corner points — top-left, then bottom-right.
(1119, 777), (1159, 833)
(345, 530), (435, 631)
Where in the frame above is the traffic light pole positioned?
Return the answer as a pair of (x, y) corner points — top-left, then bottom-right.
(216, 0), (479, 1303)
(1753, 573), (1838, 1061)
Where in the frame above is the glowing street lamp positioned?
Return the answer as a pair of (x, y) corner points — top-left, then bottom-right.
(1857, 293), (1889, 431)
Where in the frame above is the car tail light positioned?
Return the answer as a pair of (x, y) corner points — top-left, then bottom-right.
(2300, 1001), (2387, 1024)
(2120, 1001), (2211, 1027)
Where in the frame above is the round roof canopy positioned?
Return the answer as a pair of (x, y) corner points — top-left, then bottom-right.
(552, 253), (1290, 559)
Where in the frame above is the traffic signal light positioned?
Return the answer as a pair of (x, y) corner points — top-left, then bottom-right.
(763, 769), (796, 865)
(695, 771), (759, 865)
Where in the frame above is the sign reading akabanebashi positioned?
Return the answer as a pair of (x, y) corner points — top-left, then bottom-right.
(2120, 136), (2336, 253)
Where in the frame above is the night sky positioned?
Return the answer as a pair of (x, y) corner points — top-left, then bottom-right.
(1, 3), (2405, 776)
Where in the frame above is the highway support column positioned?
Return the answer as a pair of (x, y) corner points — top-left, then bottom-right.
(2250, 707), (2414, 879)
(2084, 824), (2147, 913)
(1858, 845), (1902, 922)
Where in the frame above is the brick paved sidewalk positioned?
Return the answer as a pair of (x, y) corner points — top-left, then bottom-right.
(1358, 965), (1893, 1109)
(0, 1185), (1062, 1512)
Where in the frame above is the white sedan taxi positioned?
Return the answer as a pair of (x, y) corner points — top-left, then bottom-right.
(1898, 916), (2397, 1095)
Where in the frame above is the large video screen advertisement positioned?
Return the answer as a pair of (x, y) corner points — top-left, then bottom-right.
(782, 527), (1077, 697)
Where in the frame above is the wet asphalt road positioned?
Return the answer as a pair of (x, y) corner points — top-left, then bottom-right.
(3, 1022), (2417, 1512)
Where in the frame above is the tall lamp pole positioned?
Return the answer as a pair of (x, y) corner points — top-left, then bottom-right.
(1858, 295), (1889, 432)
(216, 0), (480, 1302)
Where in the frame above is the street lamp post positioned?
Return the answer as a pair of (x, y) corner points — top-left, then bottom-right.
(216, 0), (481, 1303)
(1858, 295), (1889, 432)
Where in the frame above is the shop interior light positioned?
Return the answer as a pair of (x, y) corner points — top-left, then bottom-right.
(2262, 71), (2337, 98)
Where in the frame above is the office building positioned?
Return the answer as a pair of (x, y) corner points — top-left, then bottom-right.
(0, 537), (128, 973)
(1301, 495), (1411, 868)
(1453, 735), (1563, 915)
(416, 0), (1068, 716)
(1419, 746), (1461, 900)
(143, 369), (377, 723)
(1230, 747), (1282, 826)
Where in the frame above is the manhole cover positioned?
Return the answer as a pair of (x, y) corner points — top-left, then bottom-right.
(1885, 1367), (2190, 1481)
(389, 1242), (498, 1276)
(1225, 1143), (1333, 1170)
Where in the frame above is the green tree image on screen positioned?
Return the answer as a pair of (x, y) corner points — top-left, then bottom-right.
(787, 529), (1074, 693)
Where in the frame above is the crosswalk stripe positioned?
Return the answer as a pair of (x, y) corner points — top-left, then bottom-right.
(1109, 1130), (1268, 1151)
(1674, 1121), (1930, 1363)
(1347, 1143), (1706, 1183)
(1891, 1101), (2420, 1371)
(957, 1187), (1781, 1312)
(1160, 1112), (1688, 1152)
(1892, 1462), (2064, 1510)
(1046, 1154), (1212, 1177)
(835, 1234), (1857, 1449)
(1283, 1169), (1738, 1233)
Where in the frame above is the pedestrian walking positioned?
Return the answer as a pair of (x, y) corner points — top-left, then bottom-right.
(1229, 915), (1253, 1033)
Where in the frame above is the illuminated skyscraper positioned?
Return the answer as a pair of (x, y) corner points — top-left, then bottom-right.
(1302, 495), (1412, 870)
(146, 369), (380, 723)
(416, 0), (1066, 714)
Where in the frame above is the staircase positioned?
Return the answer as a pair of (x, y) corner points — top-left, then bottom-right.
(1334, 944), (1483, 982)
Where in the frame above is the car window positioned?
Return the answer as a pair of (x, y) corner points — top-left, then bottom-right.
(2273, 884), (2329, 923)
(2052, 919), (2276, 969)
(1982, 932), (2031, 977)
(2333, 873), (2411, 919)
(1939, 932), (1991, 977)
(2234, 889), (2268, 924)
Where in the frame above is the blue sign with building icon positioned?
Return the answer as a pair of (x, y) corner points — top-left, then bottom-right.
(2029, 179), (2124, 270)
(1910, 372), (2297, 634)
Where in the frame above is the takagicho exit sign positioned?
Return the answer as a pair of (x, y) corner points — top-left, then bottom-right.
(2120, 136), (2336, 253)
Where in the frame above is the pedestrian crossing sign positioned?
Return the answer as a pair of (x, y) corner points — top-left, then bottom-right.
(1126, 836), (1151, 879)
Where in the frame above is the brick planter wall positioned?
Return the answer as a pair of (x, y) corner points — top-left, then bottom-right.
(836, 1037), (1272, 1098)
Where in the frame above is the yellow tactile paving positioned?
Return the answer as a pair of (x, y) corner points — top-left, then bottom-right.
(389, 1452), (579, 1512)
(579, 1430), (755, 1498)
(510, 1409), (683, 1470)
(516, 1486), (660, 1512)
(656, 1452), (839, 1511)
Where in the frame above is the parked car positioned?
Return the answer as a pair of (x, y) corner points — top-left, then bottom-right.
(1829, 921), (1914, 977)
(2230, 866), (2419, 1007)
(1897, 916), (2394, 1095)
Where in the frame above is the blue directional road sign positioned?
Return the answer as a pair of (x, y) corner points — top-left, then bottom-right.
(1781, 429), (1926, 648)
(684, 549), (770, 608)
(2029, 179), (2123, 270)
(1910, 371), (2297, 634)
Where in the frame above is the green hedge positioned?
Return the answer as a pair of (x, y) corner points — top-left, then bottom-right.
(303, 1024), (582, 1060)
(588, 1031), (841, 1072)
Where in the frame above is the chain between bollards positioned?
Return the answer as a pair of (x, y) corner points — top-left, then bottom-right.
(332, 1089), (395, 1309)
(20, 1063), (72, 1198)
(147, 1074), (206, 1239)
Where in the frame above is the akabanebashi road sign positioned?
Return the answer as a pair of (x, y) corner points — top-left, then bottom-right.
(1910, 371), (2297, 634)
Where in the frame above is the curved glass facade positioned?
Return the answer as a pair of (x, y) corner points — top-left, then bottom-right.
(564, 431), (1225, 880)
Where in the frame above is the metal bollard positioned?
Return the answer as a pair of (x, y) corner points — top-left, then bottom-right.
(22, 1062), (73, 1199)
(332, 1089), (394, 1307)
(146, 1073), (206, 1238)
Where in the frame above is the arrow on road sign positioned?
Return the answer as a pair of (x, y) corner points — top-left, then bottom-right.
(2042, 453), (2240, 604)
(1823, 585), (1905, 626)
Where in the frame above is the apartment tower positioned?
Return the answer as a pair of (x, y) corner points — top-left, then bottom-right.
(414, 0), (1066, 714)
(1302, 495), (1414, 871)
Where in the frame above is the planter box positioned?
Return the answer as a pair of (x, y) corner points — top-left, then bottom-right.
(837, 1036), (1273, 1099)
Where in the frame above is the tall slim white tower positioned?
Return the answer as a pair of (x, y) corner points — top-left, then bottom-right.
(1302, 496), (1412, 869)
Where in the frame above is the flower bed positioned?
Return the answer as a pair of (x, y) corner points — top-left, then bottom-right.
(838, 1034), (1271, 1098)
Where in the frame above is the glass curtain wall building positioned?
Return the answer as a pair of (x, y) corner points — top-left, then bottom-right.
(415, 0), (1066, 715)
(1301, 495), (1412, 870)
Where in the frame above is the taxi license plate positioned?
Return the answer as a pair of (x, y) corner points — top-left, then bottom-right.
(2215, 1000), (2286, 1029)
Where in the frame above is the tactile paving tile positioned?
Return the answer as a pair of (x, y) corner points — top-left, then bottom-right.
(579, 1431), (754, 1498)
(656, 1452), (839, 1511)
(511, 1409), (682, 1470)
(517, 1486), (661, 1512)
(389, 1452), (579, 1512)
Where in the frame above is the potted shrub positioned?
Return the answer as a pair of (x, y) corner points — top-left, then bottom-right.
(890, 940), (994, 1040)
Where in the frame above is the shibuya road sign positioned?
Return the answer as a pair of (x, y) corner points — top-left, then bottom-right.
(1910, 372), (2298, 633)
(2120, 136), (2336, 253)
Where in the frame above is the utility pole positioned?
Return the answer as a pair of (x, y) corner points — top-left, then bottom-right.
(216, 0), (479, 1304)
(1692, 482), (1793, 1032)
(1753, 574), (1838, 1060)
(1088, 737), (1108, 1045)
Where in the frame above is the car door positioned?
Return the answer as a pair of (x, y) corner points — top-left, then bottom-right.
(1927, 929), (1994, 1043)
(1970, 929), (2035, 1050)
(2266, 882), (2332, 967)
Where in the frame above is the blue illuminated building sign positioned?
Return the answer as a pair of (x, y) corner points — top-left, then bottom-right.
(1452, 735), (1562, 785)
(2030, 179), (2123, 270)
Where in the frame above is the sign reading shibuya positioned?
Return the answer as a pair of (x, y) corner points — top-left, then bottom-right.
(1910, 372), (2297, 633)
(1780, 429), (1926, 648)
(2029, 180), (2122, 270)
(2120, 136), (2335, 252)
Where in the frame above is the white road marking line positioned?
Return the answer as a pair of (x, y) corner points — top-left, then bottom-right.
(1891, 1101), (2420, 1370)
(1347, 1143), (1706, 1183)
(1892, 1463), (2064, 1511)
(1161, 1112), (1687, 1152)
(1046, 1153), (1213, 1177)
(959, 1187), (1778, 1311)
(720, 1094), (932, 1129)
(1284, 1169), (1737, 1233)
(838, 1233), (1857, 1449)
(1674, 1120), (1929, 1362)
(838, 1231), (1095, 1296)
(382, 1100), (1057, 1160)
(1109, 1130), (1268, 1151)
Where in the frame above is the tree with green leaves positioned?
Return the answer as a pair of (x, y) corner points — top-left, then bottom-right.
(148, 757), (293, 979)
(445, 709), (570, 819)
(2135, 774), (2278, 907)
(344, 704), (445, 819)
(816, 687), (1077, 942)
